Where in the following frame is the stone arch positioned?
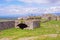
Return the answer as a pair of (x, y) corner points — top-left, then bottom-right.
(17, 23), (28, 29)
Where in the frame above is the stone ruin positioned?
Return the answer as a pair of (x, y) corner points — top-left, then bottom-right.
(56, 16), (60, 21)
(0, 21), (15, 30)
(15, 17), (40, 29)
(41, 14), (60, 21)
(16, 20), (40, 29)
(0, 17), (40, 30)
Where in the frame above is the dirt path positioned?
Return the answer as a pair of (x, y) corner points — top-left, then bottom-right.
(18, 34), (59, 40)
(0, 34), (60, 40)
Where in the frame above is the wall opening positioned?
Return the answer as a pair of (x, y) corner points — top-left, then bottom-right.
(17, 23), (28, 29)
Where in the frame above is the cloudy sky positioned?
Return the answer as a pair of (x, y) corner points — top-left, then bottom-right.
(0, 0), (60, 18)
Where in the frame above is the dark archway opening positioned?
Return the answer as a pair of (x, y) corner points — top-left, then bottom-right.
(17, 23), (28, 29)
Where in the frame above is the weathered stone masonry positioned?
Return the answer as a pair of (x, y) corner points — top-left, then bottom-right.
(0, 21), (15, 30)
(0, 19), (40, 30)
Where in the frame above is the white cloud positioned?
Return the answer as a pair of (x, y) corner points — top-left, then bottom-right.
(2, 0), (60, 5)
(18, 0), (49, 4)
(44, 6), (60, 13)
(0, 5), (60, 15)
(3, 0), (60, 6)
(17, 0), (60, 5)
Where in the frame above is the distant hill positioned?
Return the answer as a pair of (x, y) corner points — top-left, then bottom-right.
(0, 13), (60, 20)
(0, 13), (42, 20)
(53, 13), (60, 16)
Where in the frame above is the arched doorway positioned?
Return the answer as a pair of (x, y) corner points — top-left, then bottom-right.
(17, 23), (28, 29)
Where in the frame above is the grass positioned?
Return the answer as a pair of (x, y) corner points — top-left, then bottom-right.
(34, 36), (60, 40)
(0, 20), (60, 40)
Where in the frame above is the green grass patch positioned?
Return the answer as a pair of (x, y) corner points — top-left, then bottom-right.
(0, 20), (60, 40)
